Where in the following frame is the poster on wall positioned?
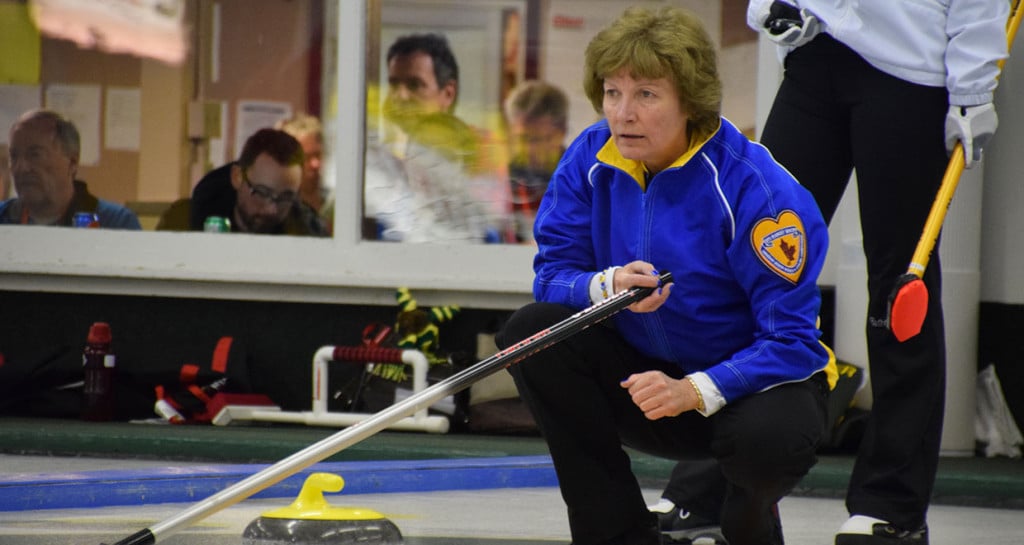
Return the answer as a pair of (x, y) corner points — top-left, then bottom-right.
(104, 87), (141, 151)
(233, 100), (292, 160)
(44, 83), (101, 166)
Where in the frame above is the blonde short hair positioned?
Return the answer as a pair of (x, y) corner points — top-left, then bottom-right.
(275, 112), (322, 142)
(582, 6), (722, 137)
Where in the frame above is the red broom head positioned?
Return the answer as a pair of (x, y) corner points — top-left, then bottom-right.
(889, 276), (929, 342)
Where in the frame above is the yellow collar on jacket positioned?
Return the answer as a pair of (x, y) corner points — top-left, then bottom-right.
(595, 119), (720, 190)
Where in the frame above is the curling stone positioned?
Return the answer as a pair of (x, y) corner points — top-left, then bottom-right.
(242, 472), (403, 544)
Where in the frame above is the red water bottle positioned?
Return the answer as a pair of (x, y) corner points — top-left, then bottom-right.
(82, 322), (117, 421)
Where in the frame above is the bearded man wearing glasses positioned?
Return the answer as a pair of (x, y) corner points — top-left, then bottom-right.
(183, 128), (328, 235)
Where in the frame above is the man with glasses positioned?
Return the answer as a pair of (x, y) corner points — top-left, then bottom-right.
(187, 128), (328, 236)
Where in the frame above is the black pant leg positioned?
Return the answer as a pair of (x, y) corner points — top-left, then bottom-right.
(499, 302), (829, 545)
(497, 302), (665, 545)
(660, 458), (727, 521)
(760, 34), (949, 530)
(845, 47), (949, 531)
(759, 34), (856, 222)
(711, 376), (829, 545)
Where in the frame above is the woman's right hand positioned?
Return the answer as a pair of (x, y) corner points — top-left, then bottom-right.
(614, 261), (673, 313)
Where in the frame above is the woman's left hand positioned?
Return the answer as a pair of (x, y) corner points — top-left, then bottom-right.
(620, 370), (697, 419)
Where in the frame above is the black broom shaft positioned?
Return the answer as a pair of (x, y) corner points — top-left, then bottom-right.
(109, 271), (672, 545)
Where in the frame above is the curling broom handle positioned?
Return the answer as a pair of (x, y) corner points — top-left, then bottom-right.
(109, 271), (674, 545)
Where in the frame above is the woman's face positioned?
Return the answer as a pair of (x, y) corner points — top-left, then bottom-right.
(602, 67), (690, 174)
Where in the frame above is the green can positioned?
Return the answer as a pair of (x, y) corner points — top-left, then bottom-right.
(203, 216), (231, 233)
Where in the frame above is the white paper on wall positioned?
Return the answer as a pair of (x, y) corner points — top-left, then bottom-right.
(233, 100), (292, 161)
(104, 87), (141, 151)
(45, 83), (101, 166)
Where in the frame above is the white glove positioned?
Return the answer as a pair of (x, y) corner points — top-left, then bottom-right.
(752, 1), (822, 47)
(945, 103), (998, 169)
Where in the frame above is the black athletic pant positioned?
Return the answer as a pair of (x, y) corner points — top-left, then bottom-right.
(763, 34), (948, 531)
(497, 302), (828, 545)
(663, 34), (948, 532)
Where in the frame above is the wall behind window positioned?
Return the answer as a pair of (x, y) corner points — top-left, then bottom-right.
(39, 38), (142, 205)
(199, 0), (322, 166)
(17, 0), (323, 209)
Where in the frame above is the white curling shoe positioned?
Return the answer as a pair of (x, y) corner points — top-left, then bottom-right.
(835, 515), (928, 545)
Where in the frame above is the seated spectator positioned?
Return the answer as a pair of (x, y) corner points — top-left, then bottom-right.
(184, 128), (328, 236)
(275, 113), (327, 215)
(0, 109), (141, 229)
(366, 32), (511, 243)
(503, 80), (569, 242)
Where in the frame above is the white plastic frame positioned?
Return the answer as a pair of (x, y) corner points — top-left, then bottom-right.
(214, 346), (450, 433)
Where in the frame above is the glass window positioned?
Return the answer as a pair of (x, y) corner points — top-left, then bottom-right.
(358, 0), (759, 245)
(1, 0), (331, 234)
(1, 0), (761, 308)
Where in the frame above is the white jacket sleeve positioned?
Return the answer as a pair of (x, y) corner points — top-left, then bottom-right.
(945, 0), (1009, 106)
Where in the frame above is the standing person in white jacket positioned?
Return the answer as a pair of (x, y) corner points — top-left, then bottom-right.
(649, 2), (1009, 545)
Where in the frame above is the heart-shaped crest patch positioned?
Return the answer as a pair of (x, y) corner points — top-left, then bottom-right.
(751, 210), (806, 283)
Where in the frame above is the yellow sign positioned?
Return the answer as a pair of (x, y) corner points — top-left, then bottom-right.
(0, 3), (41, 84)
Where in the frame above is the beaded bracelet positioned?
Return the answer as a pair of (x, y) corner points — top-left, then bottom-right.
(686, 376), (706, 413)
(599, 271), (609, 299)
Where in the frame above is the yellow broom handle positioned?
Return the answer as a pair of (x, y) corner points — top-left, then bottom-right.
(906, 1), (1023, 279)
(907, 149), (964, 278)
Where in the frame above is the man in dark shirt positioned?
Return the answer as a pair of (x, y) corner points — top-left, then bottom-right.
(186, 128), (327, 236)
